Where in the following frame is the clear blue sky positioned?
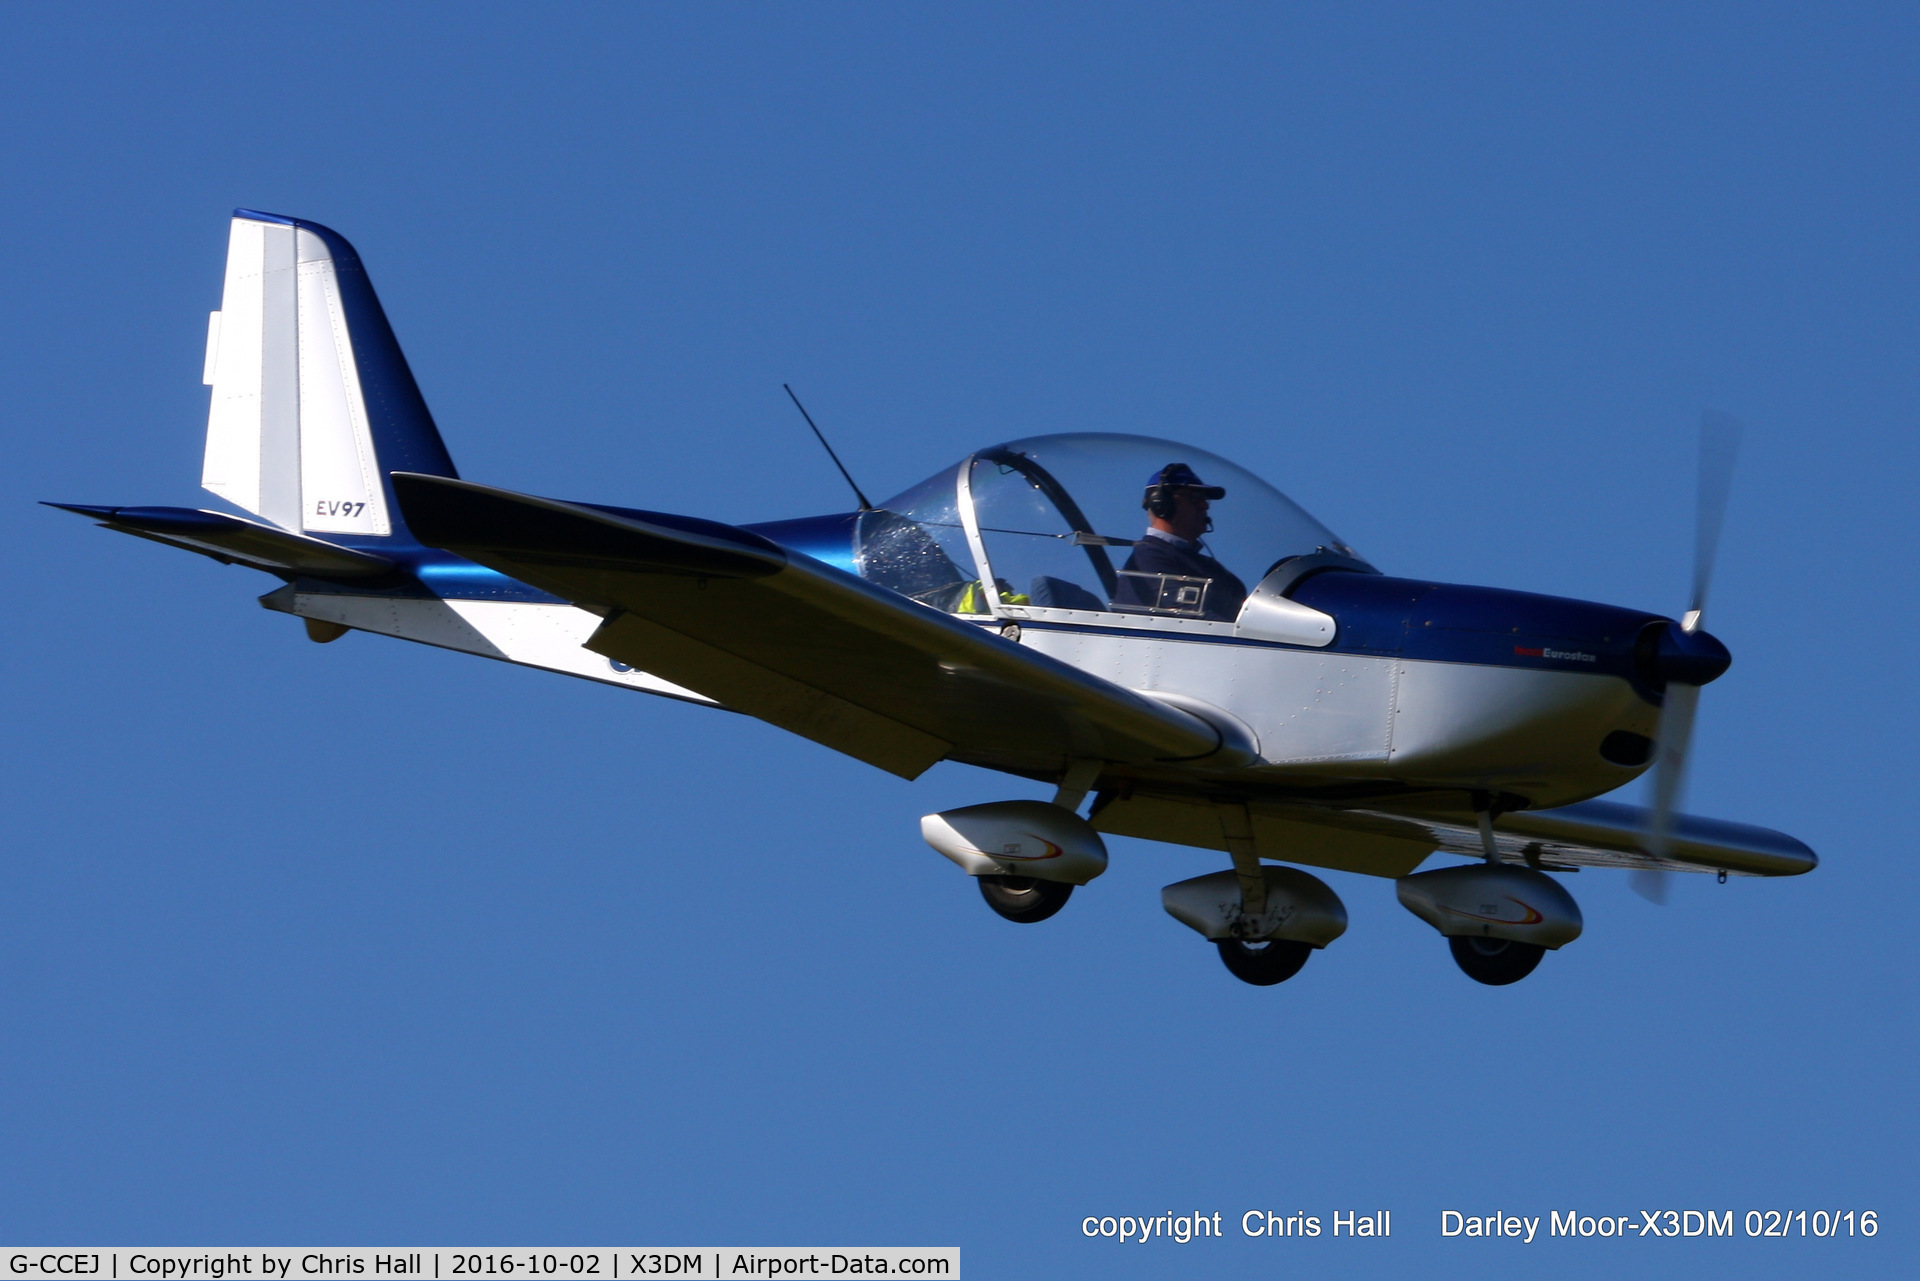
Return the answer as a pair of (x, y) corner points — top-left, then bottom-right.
(3, 4), (1914, 1277)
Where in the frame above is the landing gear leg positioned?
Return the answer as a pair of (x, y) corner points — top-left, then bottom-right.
(1449, 935), (1546, 985)
(1212, 802), (1316, 985)
(977, 875), (1073, 923)
(1052, 757), (1103, 814)
(1220, 800), (1267, 920)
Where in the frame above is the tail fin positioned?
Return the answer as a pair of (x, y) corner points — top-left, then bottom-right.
(200, 209), (457, 540)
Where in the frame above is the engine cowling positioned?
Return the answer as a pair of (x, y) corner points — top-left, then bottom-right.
(920, 801), (1109, 885)
(1395, 864), (1583, 948)
(1161, 866), (1348, 945)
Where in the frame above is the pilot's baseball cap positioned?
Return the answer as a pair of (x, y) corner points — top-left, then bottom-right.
(1145, 462), (1226, 499)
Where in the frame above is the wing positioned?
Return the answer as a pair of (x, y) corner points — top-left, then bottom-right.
(390, 473), (1237, 780)
(1092, 790), (1816, 879)
(1478, 799), (1816, 876)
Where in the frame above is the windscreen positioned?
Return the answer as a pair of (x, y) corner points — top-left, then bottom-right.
(857, 433), (1357, 620)
(854, 463), (985, 613)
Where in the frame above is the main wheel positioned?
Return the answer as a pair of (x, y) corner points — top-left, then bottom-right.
(977, 875), (1073, 923)
(1216, 937), (1313, 986)
(1449, 935), (1546, 985)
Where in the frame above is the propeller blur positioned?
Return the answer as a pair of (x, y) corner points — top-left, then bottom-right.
(1633, 409), (1745, 906)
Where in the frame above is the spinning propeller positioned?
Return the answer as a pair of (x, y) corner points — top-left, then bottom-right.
(1629, 410), (1743, 904)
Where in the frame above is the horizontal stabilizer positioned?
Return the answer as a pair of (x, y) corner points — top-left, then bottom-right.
(392, 472), (1232, 779)
(46, 503), (396, 580)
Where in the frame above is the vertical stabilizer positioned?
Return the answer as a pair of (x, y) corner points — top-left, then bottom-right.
(201, 210), (456, 539)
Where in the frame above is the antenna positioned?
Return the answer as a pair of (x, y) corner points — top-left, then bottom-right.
(783, 384), (874, 511)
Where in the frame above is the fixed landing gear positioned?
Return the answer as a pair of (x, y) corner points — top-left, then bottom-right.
(923, 798), (1107, 924)
(1449, 935), (1546, 986)
(1398, 862), (1581, 987)
(1162, 867), (1348, 987)
(1215, 937), (1313, 986)
(977, 875), (1074, 923)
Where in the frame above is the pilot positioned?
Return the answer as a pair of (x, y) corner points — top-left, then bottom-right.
(1117, 463), (1249, 621)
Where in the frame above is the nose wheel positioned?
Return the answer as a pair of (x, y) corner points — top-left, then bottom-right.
(1449, 935), (1546, 985)
(1216, 937), (1313, 986)
(977, 874), (1074, 923)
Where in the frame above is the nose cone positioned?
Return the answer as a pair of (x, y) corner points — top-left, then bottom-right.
(1648, 623), (1732, 687)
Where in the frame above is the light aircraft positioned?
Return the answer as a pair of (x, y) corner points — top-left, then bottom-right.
(51, 211), (1816, 987)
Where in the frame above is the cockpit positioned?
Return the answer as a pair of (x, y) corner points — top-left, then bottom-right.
(850, 433), (1362, 629)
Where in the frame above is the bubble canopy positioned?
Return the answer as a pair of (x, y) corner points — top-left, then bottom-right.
(854, 433), (1360, 623)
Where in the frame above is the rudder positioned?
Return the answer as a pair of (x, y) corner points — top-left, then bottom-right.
(201, 209), (457, 540)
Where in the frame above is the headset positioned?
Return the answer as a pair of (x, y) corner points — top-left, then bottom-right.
(1144, 483), (1181, 520)
(1144, 469), (1220, 532)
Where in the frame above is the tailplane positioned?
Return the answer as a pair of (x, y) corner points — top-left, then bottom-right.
(201, 210), (456, 540)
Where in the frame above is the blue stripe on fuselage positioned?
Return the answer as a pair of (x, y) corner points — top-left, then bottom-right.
(319, 502), (811, 604)
(1293, 570), (1665, 692)
(740, 512), (861, 574)
(292, 541), (569, 603)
